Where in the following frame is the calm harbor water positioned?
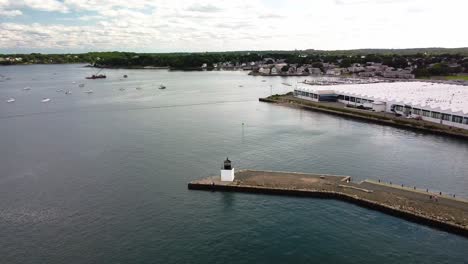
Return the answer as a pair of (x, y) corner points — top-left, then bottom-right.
(1, 64), (467, 263)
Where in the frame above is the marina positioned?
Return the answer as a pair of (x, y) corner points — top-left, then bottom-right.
(189, 169), (468, 237)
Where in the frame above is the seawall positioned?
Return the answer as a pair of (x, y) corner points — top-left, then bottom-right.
(259, 95), (468, 140)
(188, 170), (468, 238)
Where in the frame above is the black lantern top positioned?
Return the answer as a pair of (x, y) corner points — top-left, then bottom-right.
(223, 158), (232, 170)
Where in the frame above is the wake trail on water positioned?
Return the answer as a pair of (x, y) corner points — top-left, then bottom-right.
(0, 99), (257, 120)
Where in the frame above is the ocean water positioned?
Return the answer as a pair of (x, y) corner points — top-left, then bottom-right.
(0, 64), (467, 263)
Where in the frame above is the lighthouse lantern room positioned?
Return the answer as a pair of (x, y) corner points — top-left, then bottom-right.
(220, 158), (235, 182)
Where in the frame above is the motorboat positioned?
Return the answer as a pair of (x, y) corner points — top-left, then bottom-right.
(159, 84), (166, 89)
(84, 90), (93, 94)
(23, 87), (31, 90)
(86, 74), (106, 79)
(41, 98), (51, 103)
(78, 83), (85, 88)
(7, 98), (15, 103)
(119, 88), (125, 91)
(65, 91), (72, 95)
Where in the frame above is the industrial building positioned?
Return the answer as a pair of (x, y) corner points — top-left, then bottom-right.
(293, 82), (468, 130)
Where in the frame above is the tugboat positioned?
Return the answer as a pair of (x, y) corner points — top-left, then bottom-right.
(86, 69), (106, 79)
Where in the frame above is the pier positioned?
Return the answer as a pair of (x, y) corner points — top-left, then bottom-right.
(188, 170), (468, 237)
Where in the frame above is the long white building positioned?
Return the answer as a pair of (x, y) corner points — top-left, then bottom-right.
(293, 82), (468, 130)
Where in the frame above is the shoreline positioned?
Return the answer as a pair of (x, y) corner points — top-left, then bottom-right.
(259, 95), (468, 140)
(188, 170), (468, 238)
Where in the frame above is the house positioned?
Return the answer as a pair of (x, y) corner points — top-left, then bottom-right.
(270, 67), (279, 75)
(308, 67), (322, 75)
(359, 72), (376, 77)
(326, 68), (342, 76)
(383, 70), (415, 79)
(347, 65), (366, 73)
(258, 66), (271, 75)
(296, 66), (307, 75)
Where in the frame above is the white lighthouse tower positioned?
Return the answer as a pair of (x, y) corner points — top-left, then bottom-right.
(220, 158), (235, 182)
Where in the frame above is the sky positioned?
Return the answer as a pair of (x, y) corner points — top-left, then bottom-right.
(0, 0), (467, 54)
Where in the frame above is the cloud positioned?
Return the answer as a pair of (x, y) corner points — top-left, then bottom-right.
(78, 15), (104, 21)
(1, 0), (468, 53)
(5, 0), (69, 12)
(186, 3), (223, 13)
(258, 13), (284, 19)
(0, 9), (22, 17)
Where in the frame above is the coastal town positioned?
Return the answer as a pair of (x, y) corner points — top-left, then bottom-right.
(2, 49), (468, 82)
(247, 58), (416, 79)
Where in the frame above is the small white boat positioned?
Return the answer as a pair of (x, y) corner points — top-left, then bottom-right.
(7, 98), (15, 103)
(84, 90), (93, 94)
(23, 87), (31, 91)
(65, 91), (72, 95)
(41, 98), (51, 103)
(72, 81), (76, 84)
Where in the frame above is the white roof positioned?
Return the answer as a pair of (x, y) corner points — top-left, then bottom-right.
(297, 82), (468, 115)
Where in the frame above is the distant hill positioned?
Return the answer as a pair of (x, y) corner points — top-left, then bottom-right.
(303, 48), (468, 56)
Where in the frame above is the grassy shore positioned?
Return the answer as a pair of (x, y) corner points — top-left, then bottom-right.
(417, 75), (468, 81)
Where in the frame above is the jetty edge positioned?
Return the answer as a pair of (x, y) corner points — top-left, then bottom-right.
(259, 94), (468, 140)
(188, 170), (468, 238)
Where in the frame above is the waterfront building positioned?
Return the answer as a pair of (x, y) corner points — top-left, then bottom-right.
(293, 82), (468, 129)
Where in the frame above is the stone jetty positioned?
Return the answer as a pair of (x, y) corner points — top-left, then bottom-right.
(188, 170), (468, 238)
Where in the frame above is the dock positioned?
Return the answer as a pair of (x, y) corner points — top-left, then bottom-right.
(188, 170), (468, 237)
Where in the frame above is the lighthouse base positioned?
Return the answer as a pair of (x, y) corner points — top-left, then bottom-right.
(220, 169), (235, 182)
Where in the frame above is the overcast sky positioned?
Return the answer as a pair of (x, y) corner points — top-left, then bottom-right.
(0, 0), (467, 54)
